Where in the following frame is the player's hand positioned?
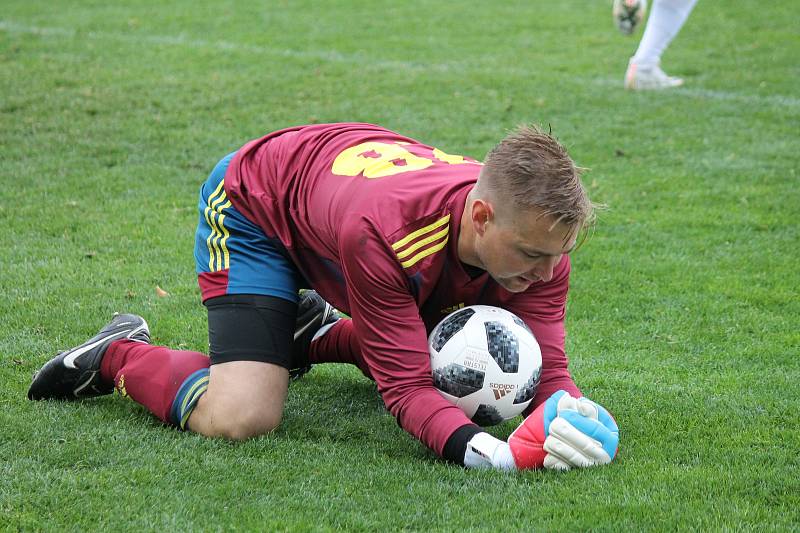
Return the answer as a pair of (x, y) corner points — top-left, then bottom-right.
(507, 390), (619, 470)
(541, 392), (619, 470)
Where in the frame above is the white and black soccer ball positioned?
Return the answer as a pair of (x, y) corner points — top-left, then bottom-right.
(428, 305), (542, 426)
(613, 0), (648, 35)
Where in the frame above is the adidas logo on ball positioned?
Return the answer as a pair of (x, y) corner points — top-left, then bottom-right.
(490, 383), (516, 400)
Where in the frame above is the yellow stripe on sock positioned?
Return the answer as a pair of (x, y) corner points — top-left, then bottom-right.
(179, 382), (209, 429)
(179, 375), (210, 420)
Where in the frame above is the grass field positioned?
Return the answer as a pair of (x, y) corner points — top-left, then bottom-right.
(2, 1), (799, 530)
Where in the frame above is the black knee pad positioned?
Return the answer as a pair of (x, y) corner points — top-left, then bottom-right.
(205, 294), (297, 367)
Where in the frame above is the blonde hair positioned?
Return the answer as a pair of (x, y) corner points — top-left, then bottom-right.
(475, 124), (597, 233)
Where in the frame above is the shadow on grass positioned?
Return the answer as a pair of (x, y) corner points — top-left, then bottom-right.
(19, 362), (523, 468)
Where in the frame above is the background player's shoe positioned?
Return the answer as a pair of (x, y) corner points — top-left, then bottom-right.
(624, 62), (684, 90)
(613, 0), (647, 35)
(289, 290), (341, 380)
(28, 314), (150, 401)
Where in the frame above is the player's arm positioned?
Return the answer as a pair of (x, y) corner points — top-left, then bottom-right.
(338, 215), (481, 458)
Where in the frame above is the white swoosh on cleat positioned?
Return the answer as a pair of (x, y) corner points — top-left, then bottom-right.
(293, 304), (336, 340)
(294, 317), (319, 341)
(63, 331), (129, 369)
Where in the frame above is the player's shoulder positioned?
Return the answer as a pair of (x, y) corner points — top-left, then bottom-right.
(337, 196), (459, 280)
(386, 210), (454, 271)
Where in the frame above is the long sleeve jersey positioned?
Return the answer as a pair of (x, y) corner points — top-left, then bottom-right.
(223, 122), (580, 456)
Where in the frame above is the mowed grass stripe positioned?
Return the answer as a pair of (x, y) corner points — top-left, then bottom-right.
(2, 18), (799, 111)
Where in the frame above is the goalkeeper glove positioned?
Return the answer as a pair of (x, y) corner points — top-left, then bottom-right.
(463, 391), (618, 471)
(508, 390), (619, 470)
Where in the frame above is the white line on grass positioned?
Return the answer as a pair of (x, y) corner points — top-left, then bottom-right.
(3, 19), (798, 110)
(0, 20), (467, 74)
(592, 77), (800, 110)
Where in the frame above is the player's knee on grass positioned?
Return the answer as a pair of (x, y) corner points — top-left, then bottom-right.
(188, 360), (290, 440)
(205, 399), (284, 441)
(188, 294), (297, 439)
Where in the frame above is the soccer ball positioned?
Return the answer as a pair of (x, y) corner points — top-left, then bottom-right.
(613, 0), (648, 35)
(428, 305), (542, 426)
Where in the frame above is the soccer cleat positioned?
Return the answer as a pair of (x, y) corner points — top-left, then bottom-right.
(28, 313), (150, 401)
(624, 62), (684, 90)
(613, 0), (647, 35)
(289, 290), (341, 379)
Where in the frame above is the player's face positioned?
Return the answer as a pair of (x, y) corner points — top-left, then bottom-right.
(476, 208), (578, 293)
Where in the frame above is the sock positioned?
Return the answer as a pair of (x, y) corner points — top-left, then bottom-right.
(101, 340), (211, 428)
(307, 318), (373, 379)
(631, 0), (699, 67)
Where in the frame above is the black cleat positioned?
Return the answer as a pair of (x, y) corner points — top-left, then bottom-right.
(28, 313), (150, 400)
(289, 290), (340, 380)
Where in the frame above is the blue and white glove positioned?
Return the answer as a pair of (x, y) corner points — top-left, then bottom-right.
(540, 390), (619, 470)
(465, 390), (619, 471)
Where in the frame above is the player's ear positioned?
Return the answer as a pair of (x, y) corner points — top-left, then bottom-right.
(472, 199), (495, 237)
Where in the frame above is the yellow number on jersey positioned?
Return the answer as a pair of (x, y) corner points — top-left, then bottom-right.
(331, 142), (433, 179)
(432, 148), (466, 165)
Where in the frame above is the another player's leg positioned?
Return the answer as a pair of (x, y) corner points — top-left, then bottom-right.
(624, 0), (699, 90)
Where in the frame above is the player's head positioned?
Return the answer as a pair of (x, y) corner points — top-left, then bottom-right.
(464, 125), (596, 292)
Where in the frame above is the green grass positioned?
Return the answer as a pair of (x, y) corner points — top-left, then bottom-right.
(2, 0), (799, 530)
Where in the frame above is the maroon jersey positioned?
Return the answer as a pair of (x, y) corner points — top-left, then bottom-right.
(224, 123), (580, 456)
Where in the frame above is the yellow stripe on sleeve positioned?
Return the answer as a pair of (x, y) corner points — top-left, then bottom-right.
(391, 214), (450, 251)
(400, 236), (449, 268)
(394, 226), (449, 260)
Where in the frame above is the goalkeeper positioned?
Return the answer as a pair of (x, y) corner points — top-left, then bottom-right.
(28, 122), (618, 471)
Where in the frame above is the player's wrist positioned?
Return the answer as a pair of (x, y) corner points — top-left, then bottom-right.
(464, 432), (516, 471)
(442, 424), (484, 464)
